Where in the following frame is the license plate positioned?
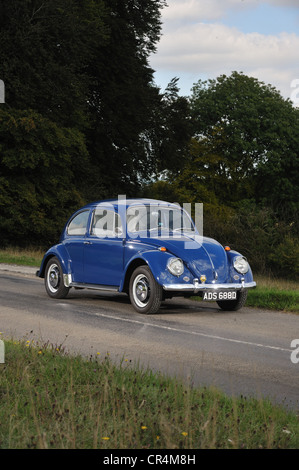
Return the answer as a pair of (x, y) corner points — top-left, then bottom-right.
(202, 291), (237, 301)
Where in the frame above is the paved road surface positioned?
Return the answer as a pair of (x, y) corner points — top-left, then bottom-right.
(1, 267), (299, 411)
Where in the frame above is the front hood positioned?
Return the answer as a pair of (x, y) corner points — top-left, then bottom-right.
(139, 233), (229, 282)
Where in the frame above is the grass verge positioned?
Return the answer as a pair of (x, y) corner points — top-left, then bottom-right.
(0, 338), (299, 449)
(246, 276), (299, 313)
(0, 247), (43, 267)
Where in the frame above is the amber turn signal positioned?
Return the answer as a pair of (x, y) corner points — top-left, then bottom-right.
(224, 246), (231, 251)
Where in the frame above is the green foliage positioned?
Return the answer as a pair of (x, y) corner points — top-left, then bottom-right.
(144, 78), (193, 177)
(0, 0), (174, 201)
(0, 0), (109, 129)
(190, 72), (299, 210)
(0, 108), (88, 246)
(268, 236), (299, 278)
(0, 0), (186, 243)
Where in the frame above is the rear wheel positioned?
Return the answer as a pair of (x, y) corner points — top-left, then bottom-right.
(45, 257), (70, 299)
(217, 290), (248, 311)
(129, 266), (163, 314)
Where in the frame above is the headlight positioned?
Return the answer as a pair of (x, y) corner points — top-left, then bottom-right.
(233, 256), (249, 274)
(167, 257), (184, 277)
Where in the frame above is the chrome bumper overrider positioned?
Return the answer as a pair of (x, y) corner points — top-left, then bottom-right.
(163, 279), (256, 293)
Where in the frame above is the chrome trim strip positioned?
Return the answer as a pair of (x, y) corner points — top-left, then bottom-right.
(162, 281), (256, 293)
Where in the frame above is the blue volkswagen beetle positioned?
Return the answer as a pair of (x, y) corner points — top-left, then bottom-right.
(37, 198), (256, 314)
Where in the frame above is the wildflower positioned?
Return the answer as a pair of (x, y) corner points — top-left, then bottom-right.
(141, 426), (147, 430)
(156, 436), (160, 440)
(181, 432), (188, 437)
(102, 437), (110, 440)
(282, 429), (291, 434)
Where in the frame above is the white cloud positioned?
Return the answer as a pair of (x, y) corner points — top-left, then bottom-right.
(162, 0), (258, 23)
(162, 0), (299, 24)
(155, 23), (299, 70)
(269, 0), (299, 6)
(152, 1), (299, 102)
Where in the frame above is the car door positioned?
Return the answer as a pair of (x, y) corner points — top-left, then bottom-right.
(83, 208), (124, 286)
(63, 210), (91, 283)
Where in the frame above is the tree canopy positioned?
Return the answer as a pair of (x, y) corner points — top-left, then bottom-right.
(188, 72), (299, 210)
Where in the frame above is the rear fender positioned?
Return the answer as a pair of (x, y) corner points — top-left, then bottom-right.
(37, 244), (70, 278)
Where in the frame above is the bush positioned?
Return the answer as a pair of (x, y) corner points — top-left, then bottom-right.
(268, 236), (299, 279)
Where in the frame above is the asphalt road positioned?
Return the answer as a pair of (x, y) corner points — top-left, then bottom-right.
(1, 267), (299, 411)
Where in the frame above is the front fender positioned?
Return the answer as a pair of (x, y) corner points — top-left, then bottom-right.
(120, 250), (194, 291)
(225, 249), (255, 283)
(37, 244), (70, 278)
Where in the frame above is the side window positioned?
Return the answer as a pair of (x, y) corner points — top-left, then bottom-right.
(91, 209), (123, 238)
(67, 211), (89, 236)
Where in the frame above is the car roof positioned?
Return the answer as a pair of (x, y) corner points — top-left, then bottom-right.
(80, 198), (180, 210)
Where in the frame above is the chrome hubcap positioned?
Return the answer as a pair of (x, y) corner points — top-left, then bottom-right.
(133, 274), (150, 307)
(47, 264), (60, 292)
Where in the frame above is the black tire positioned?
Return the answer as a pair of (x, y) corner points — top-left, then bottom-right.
(217, 290), (248, 311)
(129, 265), (163, 314)
(44, 256), (70, 299)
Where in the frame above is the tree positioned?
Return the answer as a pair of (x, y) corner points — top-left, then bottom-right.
(0, 0), (169, 199)
(0, 0), (109, 129)
(0, 108), (89, 246)
(190, 72), (299, 210)
(142, 77), (193, 179)
(84, 0), (169, 197)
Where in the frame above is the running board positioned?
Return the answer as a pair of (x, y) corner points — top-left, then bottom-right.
(69, 282), (119, 292)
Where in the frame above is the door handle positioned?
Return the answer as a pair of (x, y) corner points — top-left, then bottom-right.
(84, 241), (92, 245)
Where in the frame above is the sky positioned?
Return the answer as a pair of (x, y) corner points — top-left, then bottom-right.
(150, 0), (299, 105)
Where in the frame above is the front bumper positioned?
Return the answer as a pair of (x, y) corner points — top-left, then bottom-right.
(163, 278), (256, 293)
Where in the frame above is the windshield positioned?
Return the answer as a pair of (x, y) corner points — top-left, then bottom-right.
(126, 205), (195, 234)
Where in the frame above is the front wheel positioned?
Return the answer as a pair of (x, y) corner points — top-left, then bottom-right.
(217, 290), (248, 311)
(129, 266), (163, 314)
(44, 257), (70, 299)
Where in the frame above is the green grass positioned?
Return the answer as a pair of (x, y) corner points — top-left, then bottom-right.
(246, 276), (299, 313)
(0, 247), (43, 267)
(1, 339), (299, 449)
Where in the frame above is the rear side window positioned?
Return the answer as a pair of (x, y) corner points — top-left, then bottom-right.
(91, 209), (123, 238)
(67, 211), (89, 236)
